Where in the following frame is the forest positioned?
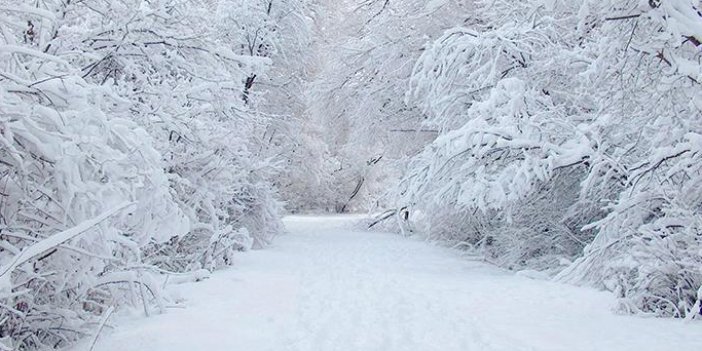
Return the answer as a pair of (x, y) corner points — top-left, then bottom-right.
(1, 0), (701, 349)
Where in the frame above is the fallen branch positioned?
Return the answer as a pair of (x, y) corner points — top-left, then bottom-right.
(368, 209), (396, 229)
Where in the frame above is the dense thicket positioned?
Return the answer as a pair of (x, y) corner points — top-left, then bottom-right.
(393, 0), (702, 318)
(0, 0), (309, 349)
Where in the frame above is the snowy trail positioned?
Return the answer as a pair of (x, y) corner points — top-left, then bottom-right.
(84, 216), (700, 351)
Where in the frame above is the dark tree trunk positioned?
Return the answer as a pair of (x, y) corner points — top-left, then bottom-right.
(243, 74), (257, 103)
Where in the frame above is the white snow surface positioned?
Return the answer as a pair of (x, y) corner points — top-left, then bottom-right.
(79, 216), (700, 351)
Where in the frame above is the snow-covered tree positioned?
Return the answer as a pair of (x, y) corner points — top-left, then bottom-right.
(0, 0), (314, 348)
(0, 3), (189, 347)
(394, 0), (702, 318)
(62, 0), (285, 254)
(303, 0), (469, 212)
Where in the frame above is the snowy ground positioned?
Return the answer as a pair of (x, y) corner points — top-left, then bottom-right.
(78, 216), (700, 351)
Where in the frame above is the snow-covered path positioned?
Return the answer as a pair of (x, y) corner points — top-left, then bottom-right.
(85, 216), (700, 351)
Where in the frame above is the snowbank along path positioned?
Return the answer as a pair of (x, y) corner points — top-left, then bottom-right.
(83, 216), (700, 351)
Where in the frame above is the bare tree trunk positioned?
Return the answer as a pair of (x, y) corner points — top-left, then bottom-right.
(340, 177), (365, 213)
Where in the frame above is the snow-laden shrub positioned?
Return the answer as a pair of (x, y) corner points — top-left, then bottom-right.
(558, 134), (702, 318)
(0, 0), (293, 348)
(61, 0), (286, 260)
(397, 0), (702, 318)
(555, 0), (702, 318)
(400, 72), (602, 269)
(0, 45), (188, 348)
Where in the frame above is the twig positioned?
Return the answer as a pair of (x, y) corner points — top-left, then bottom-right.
(88, 306), (114, 351)
(604, 14), (642, 21)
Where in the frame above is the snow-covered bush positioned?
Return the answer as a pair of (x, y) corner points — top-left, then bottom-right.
(0, 38), (188, 349)
(554, 0), (702, 319)
(396, 0), (702, 318)
(59, 0), (286, 261)
(0, 0), (301, 348)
